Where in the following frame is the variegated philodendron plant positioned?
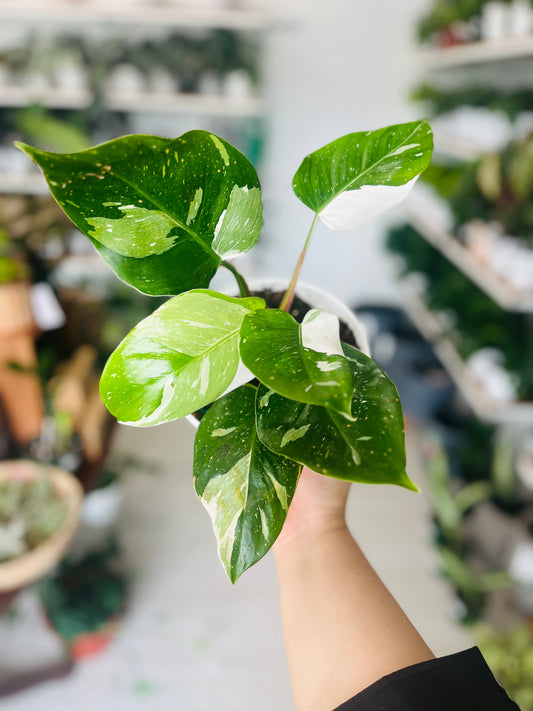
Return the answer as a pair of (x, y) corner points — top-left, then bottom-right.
(18, 120), (433, 582)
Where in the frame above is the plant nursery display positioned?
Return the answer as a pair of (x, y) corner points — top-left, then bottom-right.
(18, 120), (434, 581)
(0, 460), (83, 600)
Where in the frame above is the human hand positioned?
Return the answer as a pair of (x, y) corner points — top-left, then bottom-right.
(274, 467), (350, 549)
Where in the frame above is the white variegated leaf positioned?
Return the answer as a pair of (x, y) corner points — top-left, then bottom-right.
(318, 177), (419, 231)
(100, 290), (265, 425)
(193, 384), (301, 582)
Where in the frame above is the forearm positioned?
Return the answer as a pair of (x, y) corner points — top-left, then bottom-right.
(275, 520), (434, 711)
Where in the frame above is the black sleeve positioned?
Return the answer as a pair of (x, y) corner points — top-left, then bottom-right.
(332, 647), (520, 711)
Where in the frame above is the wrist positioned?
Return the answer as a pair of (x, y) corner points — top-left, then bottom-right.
(274, 511), (348, 553)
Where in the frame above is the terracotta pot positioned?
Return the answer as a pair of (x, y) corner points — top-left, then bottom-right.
(0, 460), (84, 593)
(0, 282), (35, 337)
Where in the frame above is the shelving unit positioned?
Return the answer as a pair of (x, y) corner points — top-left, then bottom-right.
(420, 36), (533, 69)
(403, 197), (533, 312)
(402, 282), (533, 424)
(0, 2), (271, 31)
(105, 91), (265, 117)
(0, 2), (270, 196)
(0, 87), (265, 117)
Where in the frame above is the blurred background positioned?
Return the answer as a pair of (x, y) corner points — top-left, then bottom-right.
(0, 0), (533, 709)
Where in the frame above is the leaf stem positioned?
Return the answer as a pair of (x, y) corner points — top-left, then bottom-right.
(280, 213), (319, 312)
(222, 260), (250, 298)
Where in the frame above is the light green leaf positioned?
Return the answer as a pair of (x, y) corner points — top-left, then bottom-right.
(16, 131), (262, 295)
(239, 308), (354, 414)
(256, 343), (416, 490)
(100, 289), (265, 425)
(293, 120), (433, 230)
(194, 384), (301, 583)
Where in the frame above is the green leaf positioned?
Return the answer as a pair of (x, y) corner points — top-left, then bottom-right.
(239, 308), (354, 414)
(292, 120), (433, 230)
(17, 131), (262, 296)
(256, 343), (416, 490)
(193, 384), (301, 583)
(100, 290), (265, 425)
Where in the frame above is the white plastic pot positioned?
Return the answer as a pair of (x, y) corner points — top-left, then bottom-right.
(186, 279), (370, 428)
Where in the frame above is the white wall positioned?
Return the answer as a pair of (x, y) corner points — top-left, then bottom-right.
(247, 0), (432, 308)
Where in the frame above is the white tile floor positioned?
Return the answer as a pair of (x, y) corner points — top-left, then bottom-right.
(0, 419), (472, 711)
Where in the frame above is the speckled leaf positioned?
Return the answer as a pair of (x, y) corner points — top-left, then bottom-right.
(16, 131), (262, 295)
(256, 343), (416, 490)
(194, 384), (301, 583)
(100, 290), (265, 425)
(239, 308), (354, 414)
(293, 120), (433, 230)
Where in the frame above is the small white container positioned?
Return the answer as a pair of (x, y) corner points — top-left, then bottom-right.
(81, 483), (124, 529)
(508, 0), (533, 37)
(481, 2), (510, 41)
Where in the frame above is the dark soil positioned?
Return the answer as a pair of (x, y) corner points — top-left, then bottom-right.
(257, 289), (358, 348)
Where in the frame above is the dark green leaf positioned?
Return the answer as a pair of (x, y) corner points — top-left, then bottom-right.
(17, 131), (262, 295)
(100, 290), (265, 425)
(194, 384), (301, 582)
(239, 308), (353, 414)
(256, 344), (416, 490)
(293, 120), (433, 230)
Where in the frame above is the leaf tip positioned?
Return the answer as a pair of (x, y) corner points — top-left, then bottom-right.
(400, 472), (420, 493)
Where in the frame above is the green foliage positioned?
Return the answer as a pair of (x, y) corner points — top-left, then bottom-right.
(17, 131), (263, 296)
(413, 84), (533, 121)
(39, 544), (127, 640)
(256, 344), (416, 490)
(417, 0), (514, 43)
(0, 476), (67, 562)
(293, 121), (433, 230)
(477, 625), (533, 711)
(194, 384), (301, 583)
(20, 123), (433, 580)
(386, 225), (533, 399)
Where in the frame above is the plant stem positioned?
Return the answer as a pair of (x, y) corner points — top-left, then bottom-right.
(222, 261), (250, 298)
(280, 214), (319, 312)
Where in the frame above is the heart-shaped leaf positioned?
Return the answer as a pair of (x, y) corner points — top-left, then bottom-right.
(17, 131), (262, 295)
(239, 308), (354, 414)
(256, 343), (416, 490)
(293, 120), (433, 231)
(100, 289), (265, 425)
(194, 384), (301, 583)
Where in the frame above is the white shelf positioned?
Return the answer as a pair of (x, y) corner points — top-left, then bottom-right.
(0, 86), (92, 110)
(421, 37), (533, 69)
(105, 91), (265, 116)
(0, 2), (271, 30)
(0, 85), (265, 117)
(403, 197), (533, 313)
(402, 283), (533, 424)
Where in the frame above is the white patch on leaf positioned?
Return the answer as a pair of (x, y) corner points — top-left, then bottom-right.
(301, 310), (344, 356)
(259, 508), (269, 539)
(316, 360), (342, 372)
(389, 143), (420, 156)
(318, 177), (419, 231)
(280, 425), (310, 448)
(199, 356), (210, 396)
(212, 427), (236, 437)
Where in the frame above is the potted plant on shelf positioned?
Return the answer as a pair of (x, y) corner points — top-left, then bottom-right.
(17, 120), (433, 582)
(0, 459), (83, 614)
(38, 542), (128, 659)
